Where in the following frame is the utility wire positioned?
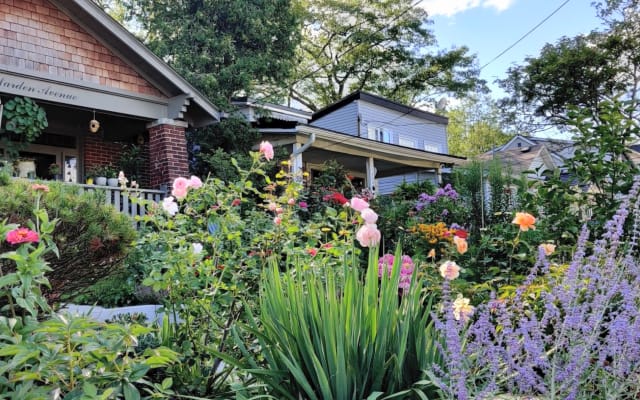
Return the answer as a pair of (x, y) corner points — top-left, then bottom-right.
(480, 0), (572, 70)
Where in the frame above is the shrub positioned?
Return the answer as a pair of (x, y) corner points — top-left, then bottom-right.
(0, 184), (177, 399)
(0, 179), (136, 300)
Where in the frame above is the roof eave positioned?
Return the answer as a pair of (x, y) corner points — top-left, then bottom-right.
(49, 0), (220, 124)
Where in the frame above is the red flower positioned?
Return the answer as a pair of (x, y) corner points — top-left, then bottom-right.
(231, 198), (241, 207)
(454, 229), (468, 239)
(323, 192), (349, 206)
(6, 227), (40, 245)
(307, 248), (318, 257)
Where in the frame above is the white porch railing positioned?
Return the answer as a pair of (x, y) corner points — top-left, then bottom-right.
(76, 183), (166, 221)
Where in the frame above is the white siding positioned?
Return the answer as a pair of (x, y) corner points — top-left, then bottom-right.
(311, 100), (359, 136)
(357, 102), (448, 152)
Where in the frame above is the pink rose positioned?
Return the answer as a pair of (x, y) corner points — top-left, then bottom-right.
(189, 176), (203, 189)
(350, 197), (369, 212)
(307, 248), (318, 257)
(360, 208), (378, 224)
(260, 141), (274, 161)
(267, 202), (277, 212)
(6, 227), (39, 245)
(356, 224), (381, 248)
(439, 260), (460, 280)
(276, 207), (284, 215)
(288, 198), (296, 206)
(274, 216), (282, 225)
(172, 177), (190, 199)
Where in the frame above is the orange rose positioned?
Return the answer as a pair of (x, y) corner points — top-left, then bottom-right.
(512, 212), (536, 231)
(453, 236), (468, 254)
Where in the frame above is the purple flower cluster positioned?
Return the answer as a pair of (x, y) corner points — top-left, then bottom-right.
(433, 176), (640, 399)
(416, 184), (459, 211)
(378, 253), (415, 292)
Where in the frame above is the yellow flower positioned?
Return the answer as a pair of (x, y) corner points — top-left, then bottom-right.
(452, 294), (474, 322)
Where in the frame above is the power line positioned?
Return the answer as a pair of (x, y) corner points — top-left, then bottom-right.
(480, 0), (572, 71)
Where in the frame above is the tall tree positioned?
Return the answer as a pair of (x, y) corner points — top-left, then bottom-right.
(113, 0), (301, 109)
(446, 95), (513, 157)
(286, 0), (483, 111)
(497, 0), (640, 133)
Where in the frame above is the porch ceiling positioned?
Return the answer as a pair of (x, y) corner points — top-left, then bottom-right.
(299, 147), (434, 178)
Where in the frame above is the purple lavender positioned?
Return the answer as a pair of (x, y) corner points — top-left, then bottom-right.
(433, 175), (640, 399)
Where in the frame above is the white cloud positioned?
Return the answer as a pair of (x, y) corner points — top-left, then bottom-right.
(419, 0), (515, 17)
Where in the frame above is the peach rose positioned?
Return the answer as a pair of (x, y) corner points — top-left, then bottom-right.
(439, 260), (460, 280)
(512, 212), (536, 231)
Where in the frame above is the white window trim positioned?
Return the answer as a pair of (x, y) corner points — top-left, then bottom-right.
(399, 137), (415, 148)
(424, 142), (440, 153)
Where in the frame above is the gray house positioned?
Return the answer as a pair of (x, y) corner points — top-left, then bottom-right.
(236, 91), (465, 195)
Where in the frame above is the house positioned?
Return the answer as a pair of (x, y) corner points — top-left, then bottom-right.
(0, 0), (220, 189)
(482, 134), (640, 180)
(236, 91), (466, 195)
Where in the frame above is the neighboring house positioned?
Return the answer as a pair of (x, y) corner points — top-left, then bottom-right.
(235, 91), (465, 195)
(483, 134), (640, 180)
(0, 0), (219, 189)
(477, 144), (558, 180)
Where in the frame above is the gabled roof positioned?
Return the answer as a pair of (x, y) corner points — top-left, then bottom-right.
(312, 91), (448, 125)
(49, 0), (219, 127)
(477, 144), (556, 177)
(231, 97), (312, 124)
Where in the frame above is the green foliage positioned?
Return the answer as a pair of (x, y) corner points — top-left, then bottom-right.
(236, 247), (441, 399)
(118, 0), (300, 108)
(117, 145), (144, 182)
(287, 0), (482, 110)
(2, 97), (48, 141)
(0, 187), (176, 399)
(0, 180), (137, 300)
(446, 94), (513, 157)
(0, 97), (48, 160)
(566, 99), (639, 226)
(0, 162), (11, 186)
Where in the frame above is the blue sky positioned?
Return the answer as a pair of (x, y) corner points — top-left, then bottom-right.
(419, 0), (606, 98)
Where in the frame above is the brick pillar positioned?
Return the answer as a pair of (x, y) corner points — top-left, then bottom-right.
(147, 119), (189, 190)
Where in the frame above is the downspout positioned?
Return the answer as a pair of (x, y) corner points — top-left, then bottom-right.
(292, 132), (316, 156)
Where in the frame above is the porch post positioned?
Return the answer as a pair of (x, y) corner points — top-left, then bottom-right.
(146, 118), (189, 191)
(291, 142), (304, 179)
(366, 156), (376, 194)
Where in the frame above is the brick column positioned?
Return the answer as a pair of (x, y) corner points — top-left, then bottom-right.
(147, 119), (189, 190)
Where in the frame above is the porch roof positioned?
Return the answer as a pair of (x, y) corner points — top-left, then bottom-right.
(260, 124), (466, 178)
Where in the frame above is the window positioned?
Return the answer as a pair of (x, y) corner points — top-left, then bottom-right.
(399, 137), (415, 148)
(375, 127), (393, 144)
(424, 143), (440, 153)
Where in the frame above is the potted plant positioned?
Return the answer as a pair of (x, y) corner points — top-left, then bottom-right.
(87, 164), (114, 186)
(106, 167), (120, 187)
(48, 162), (61, 180)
